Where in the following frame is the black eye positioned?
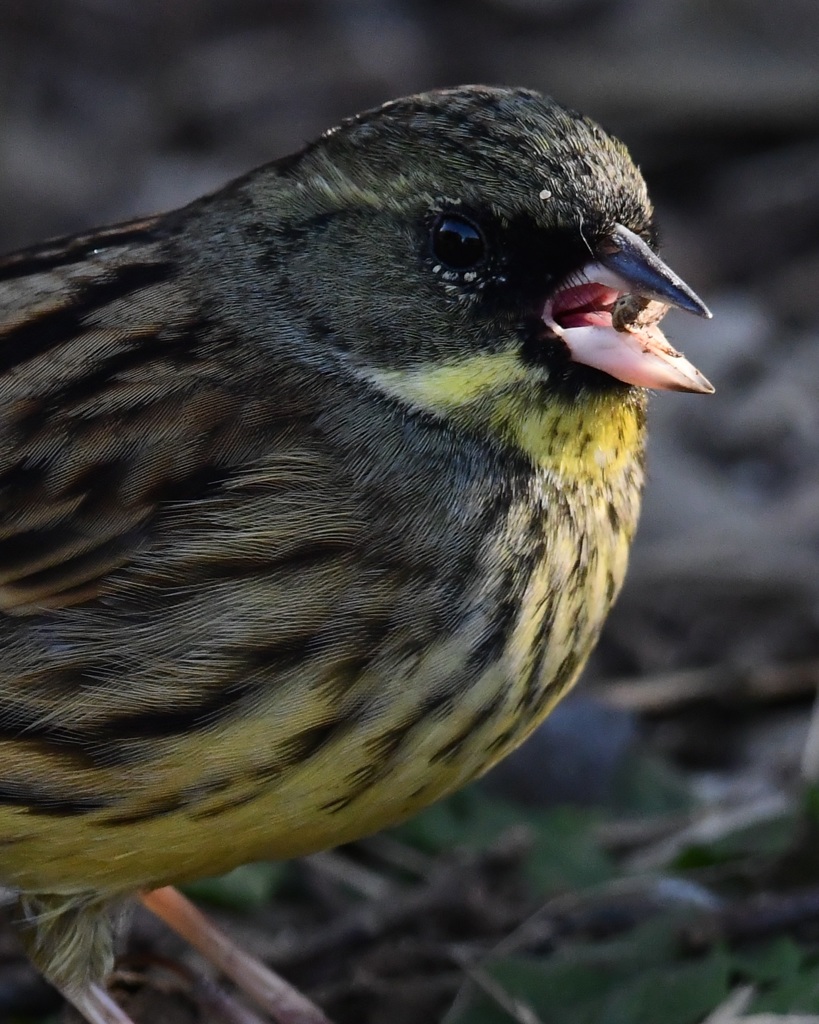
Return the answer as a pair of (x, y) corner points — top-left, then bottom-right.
(430, 215), (486, 271)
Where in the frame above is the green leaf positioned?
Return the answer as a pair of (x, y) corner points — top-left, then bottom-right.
(182, 861), (287, 911)
(671, 808), (798, 871)
(524, 806), (614, 893)
(747, 957), (819, 1015)
(449, 919), (731, 1024)
(802, 783), (819, 825)
(391, 785), (521, 854)
(392, 785), (615, 893)
(731, 936), (805, 985)
(598, 950), (730, 1024)
(611, 751), (694, 818)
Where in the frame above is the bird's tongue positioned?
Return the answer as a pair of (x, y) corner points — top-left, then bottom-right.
(544, 280), (714, 394)
(551, 282), (619, 330)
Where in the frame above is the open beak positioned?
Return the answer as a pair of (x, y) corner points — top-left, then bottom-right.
(542, 224), (714, 394)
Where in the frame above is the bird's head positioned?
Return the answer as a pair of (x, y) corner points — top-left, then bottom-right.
(217, 85), (712, 467)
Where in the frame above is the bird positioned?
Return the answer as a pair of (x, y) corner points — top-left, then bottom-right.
(0, 84), (713, 1024)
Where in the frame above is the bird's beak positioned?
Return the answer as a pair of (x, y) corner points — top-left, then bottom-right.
(542, 224), (714, 393)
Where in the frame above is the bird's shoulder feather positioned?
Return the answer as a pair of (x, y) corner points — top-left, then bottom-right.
(0, 215), (347, 614)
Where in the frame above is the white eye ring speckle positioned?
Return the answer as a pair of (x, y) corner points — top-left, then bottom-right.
(539, 188), (553, 201)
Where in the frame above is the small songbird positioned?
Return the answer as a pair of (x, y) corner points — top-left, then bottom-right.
(0, 85), (712, 1024)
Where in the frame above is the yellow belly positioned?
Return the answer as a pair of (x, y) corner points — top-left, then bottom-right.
(0, 466), (636, 898)
(0, 384), (644, 900)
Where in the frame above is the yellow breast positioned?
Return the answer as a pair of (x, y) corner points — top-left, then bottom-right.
(0, 366), (645, 897)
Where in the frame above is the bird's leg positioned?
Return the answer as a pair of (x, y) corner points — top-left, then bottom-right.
(65, 982), (135, 1024)
(140, 886), (332, 1024)
(14, 894), (134, 1024)
(69, 957), (272, 1024)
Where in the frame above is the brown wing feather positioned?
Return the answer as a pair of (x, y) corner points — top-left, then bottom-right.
(0, 213), (395, 785)
(0, 217), (281, 613)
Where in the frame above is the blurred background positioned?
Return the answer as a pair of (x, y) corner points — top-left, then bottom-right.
(1, 2), (818, 1023)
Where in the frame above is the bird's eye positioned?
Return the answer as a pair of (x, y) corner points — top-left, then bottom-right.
(430, 215), (486, 271)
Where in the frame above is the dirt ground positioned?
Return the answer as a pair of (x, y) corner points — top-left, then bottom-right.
(0, 3), (818, 1023)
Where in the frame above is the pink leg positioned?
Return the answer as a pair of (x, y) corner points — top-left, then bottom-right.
(66, 983), (135, 1024)
(140, 887), (332, 1024)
